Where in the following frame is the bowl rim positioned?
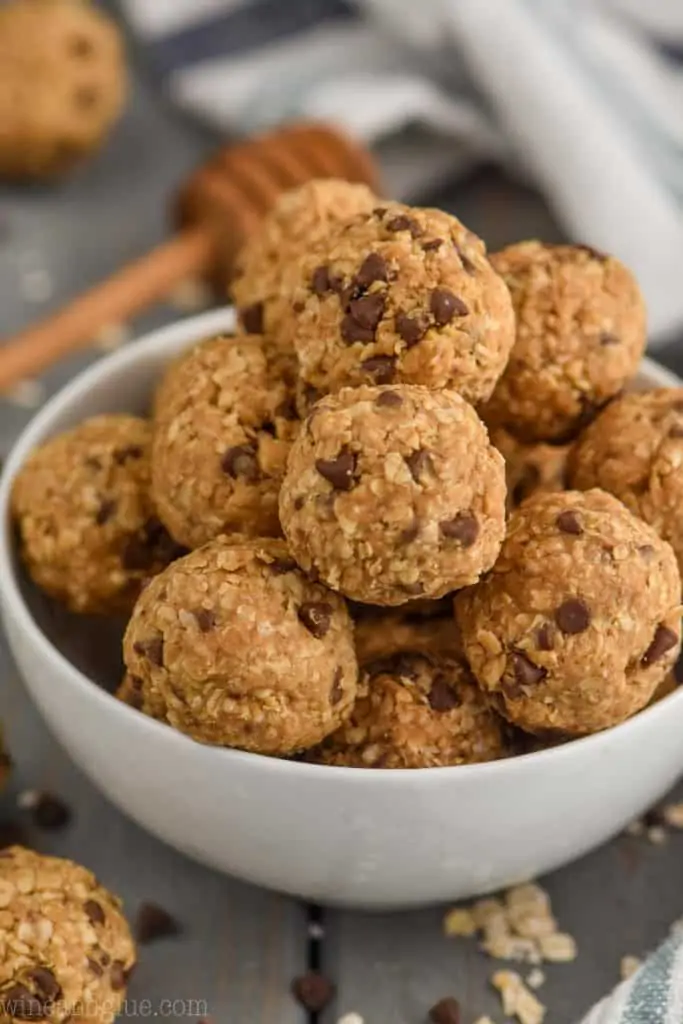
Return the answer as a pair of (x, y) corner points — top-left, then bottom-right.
(1, 306), (682, 784)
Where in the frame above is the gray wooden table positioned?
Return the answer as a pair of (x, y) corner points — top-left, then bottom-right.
(2, 21), (683, 1024)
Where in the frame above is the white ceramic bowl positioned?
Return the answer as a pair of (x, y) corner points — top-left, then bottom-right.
(1, 307), (682, 910)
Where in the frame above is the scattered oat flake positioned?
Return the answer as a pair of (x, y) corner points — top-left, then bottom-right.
(526, 968), (545, 990)
(492, 970), (545, 1024)
(625, 819), (645, 837)
(538, 932), (577, 963)
(647, 825), (668, 845)
(663, 803), (683, 828)
(444, 906), (477, 937)
(168, 277), (213, 312)
(21, 267), (53, 304)
(93, 321), (130, 351)
(5, 377), (46, 408)
(620, 955), (641, 980)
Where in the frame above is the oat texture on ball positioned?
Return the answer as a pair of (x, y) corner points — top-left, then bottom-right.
(123, 537), (358, 755)
(151, 334), (299, 549)
(287, 202), (515, 403)
(279, 384), (507, 605)
(11, 415), (182, 615)
(481, 242), (646, 443)
(568, 389), (683, 579)
(457, 489), (682, 736)
(0, 0), (127, 180)
(489, 428), (570, 512)
(231, 179), (377, 344)
(0, 846), (136, 1024)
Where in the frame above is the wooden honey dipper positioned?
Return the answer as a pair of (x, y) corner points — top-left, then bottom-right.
(0, 122), (380, 391)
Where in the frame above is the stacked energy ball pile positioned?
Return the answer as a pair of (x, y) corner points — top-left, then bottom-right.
(12, 181), (683, 769)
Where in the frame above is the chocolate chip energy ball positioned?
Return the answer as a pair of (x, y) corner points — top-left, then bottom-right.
(232, 179), (377, 343)
(481, 242), (646, 443)
(280, 385), (506, 605)
(287, 202), (515, 403)
(457, 489), (681, 736)
(123, 537), (358, 755)
(0, 0), (126, 180)
(568, 389), (683, 578)
(11, 415), (180, 615)
(151, 334), (299, 548)
(0, 846), (136, 1024)
(490, 428), (569, 512)
(312, 649), (508, 768)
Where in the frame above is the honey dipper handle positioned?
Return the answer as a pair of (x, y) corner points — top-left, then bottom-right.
(0, 226), (214, 392)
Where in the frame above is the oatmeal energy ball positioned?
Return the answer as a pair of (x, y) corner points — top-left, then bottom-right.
(12, 415), (181, 615)
(482, 241), (646, 443)
(287, 202), (515, 404)
(123, 537), (358, 755)
(0, 0), (127, 180)
(151, 334), (299, 549)
(313, 649), (508, 769)
(0, 846), (136, 1024)
(457, 489), (681, 736)
(280, 385), (506, 605)
(232, 178), (377, 343)
(568, 389), (683, 578)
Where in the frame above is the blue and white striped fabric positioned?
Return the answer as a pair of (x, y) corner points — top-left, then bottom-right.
(121, 0), (683, 344)
(582, 931), (683, 1024)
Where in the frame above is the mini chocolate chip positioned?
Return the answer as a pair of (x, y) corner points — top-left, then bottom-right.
(422, 238), (443, 252)
(401, 581), (425, 596)
(355, 252), (388, 289)
(375, 389), (402, 408)
(400, 520), (420, 543)
(455, 245), (476, 274)
(110, 962), (127, 992)
(536, 624), (554, 651)
(221, 444), (259, 481)
(315, 448), (356, 491)
(29, 969), (61, 1003)
(361, 354), (396, 384)
(331, 666), (344, 705)
(429, 996), (461, 1024)
(386, 214), (422, 236)
(642, 625), (679, 667)
(113, 445), (143, 464)
(2, 985), (45, 1021)
(100, 953), (111, 967)
(600, 332), (620, 346)
(84, 899), (105, 925)
(439, 512), (479, 547)
(291, 972), (335, 1014)
(240, 302), (264, 334)
(638, 544), (655, 561)
(556, 509), (583, 535)
(294, 495), (305, 511)
(87, 959), (104, 977)
(133, 636), (164, 667)
(555, 598), (591, 635)
(135, 902), (181, 945)
(430, 287), (469, 325)
(32, 792), (71, 831)
(193, 608), (216, 632)
(405, 448), (434, 482)
(428, 676), (461, 712)
(95, 498), (117, 525)
(298, 602), (333, 639)
(395, 311), (428, 346)
(292, 300), (305, 313)
(311, 265), (331, 295)
(512, 651), (547, 687)
(348, 293), (385, 331)
(270, 558), (297, 575)
(373, 206), (388, 218)
(341, 313), (375, 344)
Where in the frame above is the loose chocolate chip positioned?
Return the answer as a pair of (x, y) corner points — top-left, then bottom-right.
(270, 558), (297, 575)
(642, 625), (679, 667)
(240, 302), (264, 334)
(395, 311), (428, 346)
(311, 265), (331, 295)
(29, 969), (61, 1003)
(400, 520), (420, 543)
(428, 676), (461, 711)
(439, 512), (479, 547)
(331, 666), (344, 705)
(298, 602), (333, 639)
(429, 996), (461, 1024)
(110, 962), (127, 992)
(133, 636), (164, 667)
(95, 498), (117, 525)
(555, 599), (591, 635)
(577, 243), (608, 262)
(84, 899), (106, 925)
(422, 238), (443, 252)
(386, 214), (422, 236)
(430, 287), (469, 325)
(193, 608), (216, 632)
(512, 651), (547, 687)
(361, 354), (396, 384)
(315, 448), (356, 491)
(556, 509), (583, 535)
(87, 959), (104, 977)
(291, 972), (335, 1013)
(405, 448), (434, 482)
(32, 792), (71, 831)
(348, 293), (385, 331)
(375, 389), (402, 408)
(355, 252), (388, 289)
(600, 332), (620, 346)
(113, 445), (143, 464)
(341, 313), (375, 344)
(2, 985), (45, 1021)
(536, 624), (554, 651)
(221, 444), (259, 482)
(455, 245), (476, 274)
(135, 902), (181, 945)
